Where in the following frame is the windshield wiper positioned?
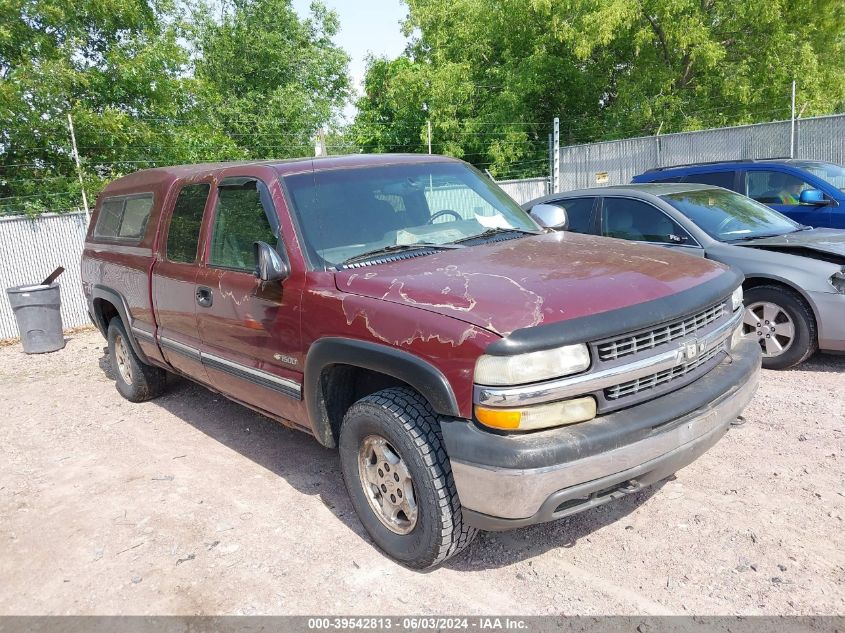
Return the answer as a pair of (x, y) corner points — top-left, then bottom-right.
(727, 233), (790, 242)
(451, 227), (540, 244)
(340, 242), (465, 266)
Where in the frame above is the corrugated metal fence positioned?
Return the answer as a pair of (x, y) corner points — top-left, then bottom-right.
(558, 113), (845, 191)
(496, 177), (549, 204)
(0, 212), (90, 339)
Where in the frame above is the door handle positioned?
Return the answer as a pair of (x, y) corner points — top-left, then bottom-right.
(196, 286), (213, 308)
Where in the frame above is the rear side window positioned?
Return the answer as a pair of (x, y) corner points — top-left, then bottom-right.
(643, 175), (683, 183)
(167, 184), (210, 263)
(93, 195), (153, 241)
(554, 198), (595, 233)
(682, 171), (735, 189)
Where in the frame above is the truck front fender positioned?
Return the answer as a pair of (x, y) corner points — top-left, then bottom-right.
(304, 337), (461, 448)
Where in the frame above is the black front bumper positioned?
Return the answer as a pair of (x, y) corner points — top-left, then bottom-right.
(441, 339), (761, 530)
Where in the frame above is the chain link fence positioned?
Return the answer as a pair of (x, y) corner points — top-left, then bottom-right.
(0, 212), (90, 339)
(558, 113), (845, 192)
(496, 177), (549, 204)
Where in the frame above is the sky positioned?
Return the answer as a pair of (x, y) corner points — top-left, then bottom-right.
(291, 0), (410, 121)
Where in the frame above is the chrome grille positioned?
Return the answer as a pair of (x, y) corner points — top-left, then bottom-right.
(605, 345), (724, 400)
(597, 303), (725, 362)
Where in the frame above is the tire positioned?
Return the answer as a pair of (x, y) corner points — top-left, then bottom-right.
(107, 317), (167, 402)
(338, 387), (477, 569)
(743, 285), (817, 370)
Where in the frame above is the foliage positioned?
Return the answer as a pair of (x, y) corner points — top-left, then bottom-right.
(0, 0), (349, 216)
(192, 0), (349, 159)
(350, 0), (845, 177)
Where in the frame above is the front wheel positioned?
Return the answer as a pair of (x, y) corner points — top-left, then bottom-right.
(742, 285), (817, 370)
(338, 387), (476, 569)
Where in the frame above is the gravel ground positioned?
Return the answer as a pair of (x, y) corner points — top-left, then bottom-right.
(0, 329), (843, 615)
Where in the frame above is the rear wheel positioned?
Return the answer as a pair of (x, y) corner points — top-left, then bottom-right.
(338, 387), (476, 569)
(107, 318), (167, 402)
(742, 285), (816, 370)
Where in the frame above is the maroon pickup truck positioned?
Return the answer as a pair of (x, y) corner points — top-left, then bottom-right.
(81, 154), (760, 568)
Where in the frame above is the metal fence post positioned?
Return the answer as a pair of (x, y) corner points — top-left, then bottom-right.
(790, 80), (796, 158)
(553, 117), (560, 193)
(655, 121), (664, 168)
(66, 113), (90, 223)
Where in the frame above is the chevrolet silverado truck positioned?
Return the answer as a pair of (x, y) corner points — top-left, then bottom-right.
(81, 154), (761, 568)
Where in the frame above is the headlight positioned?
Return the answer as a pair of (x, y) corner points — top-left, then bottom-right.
(474, 343), (591, 386)
(475, 396), (597, 431)
(830, 269), (845, 294)
(731, 286), (744, 311)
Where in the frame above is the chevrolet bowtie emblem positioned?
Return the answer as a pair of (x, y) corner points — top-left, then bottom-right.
(681, 339), (705, 362)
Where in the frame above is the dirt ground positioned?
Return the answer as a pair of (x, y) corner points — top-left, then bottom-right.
(0, 329), (843, 616)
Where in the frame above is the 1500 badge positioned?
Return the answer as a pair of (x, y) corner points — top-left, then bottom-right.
(273, 352), (297, 366)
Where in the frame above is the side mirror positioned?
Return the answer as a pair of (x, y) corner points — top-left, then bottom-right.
(799, 189), (829, 206)
(530, 203), (569, 230)
(254, 241), (289, 282)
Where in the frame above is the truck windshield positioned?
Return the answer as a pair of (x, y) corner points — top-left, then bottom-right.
(793, 161), (845, 192)
(660, 188), (800, 242)
(284, 161), (541, 268)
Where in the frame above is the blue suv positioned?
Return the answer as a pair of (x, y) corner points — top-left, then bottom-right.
(632, 159), (845, 229)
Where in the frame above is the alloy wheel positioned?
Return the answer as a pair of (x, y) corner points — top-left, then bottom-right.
(358, 435), (418, 535)
(743, 301), (795, 357)
(114, 334), (133, 384)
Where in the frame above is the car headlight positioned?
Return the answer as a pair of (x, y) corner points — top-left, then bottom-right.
(474, 343), (591, 386)
(830, 269), (845, 294)
(475, 396), (597, 431)
(731, 285), (744, 311)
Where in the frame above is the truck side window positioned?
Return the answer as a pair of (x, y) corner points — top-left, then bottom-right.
(167, 184), (209, 263)
(209, 179), (277, 271)
(93, 195), (153, 242)
(94, 199), (124, 238)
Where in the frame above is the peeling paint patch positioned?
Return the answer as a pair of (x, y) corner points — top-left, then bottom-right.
(341, 296), (480, 348)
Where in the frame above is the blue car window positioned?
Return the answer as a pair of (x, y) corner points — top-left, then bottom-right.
(682, 171), (735, 190)
(746, 171), (813, 205)
(792, 162), (845, 193)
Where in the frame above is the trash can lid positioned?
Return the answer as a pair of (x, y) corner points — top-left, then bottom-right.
(7, 282), (58, 293)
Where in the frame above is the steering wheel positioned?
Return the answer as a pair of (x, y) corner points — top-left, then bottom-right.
(427, 209), (462, 224)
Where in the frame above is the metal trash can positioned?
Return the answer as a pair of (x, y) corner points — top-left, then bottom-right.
(5, 283), (65, 354)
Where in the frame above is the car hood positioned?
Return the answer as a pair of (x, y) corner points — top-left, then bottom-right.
(334, 232), (729, 337)
(737, 228), (845, 262)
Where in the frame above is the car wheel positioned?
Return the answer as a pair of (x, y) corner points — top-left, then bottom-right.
(338, 387), (477, 569)
(742, 285), (817, 370)
(107, 317), (167, 402)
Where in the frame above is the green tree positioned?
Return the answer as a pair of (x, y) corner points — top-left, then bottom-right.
(351, 0), (845, 177)
(0, 0), (202, 215)
(192, 0), (350, 160)
(0, 0), (350, 216)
